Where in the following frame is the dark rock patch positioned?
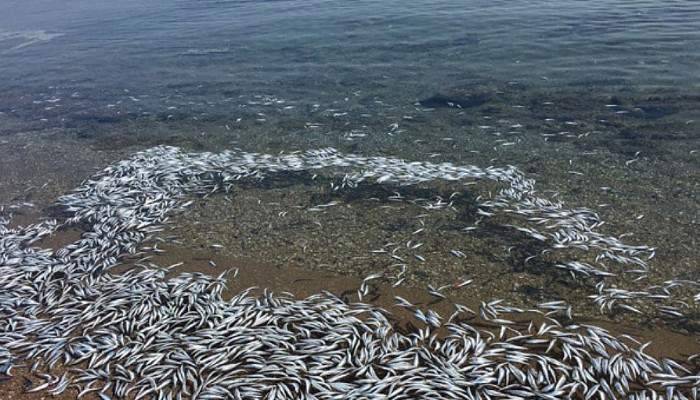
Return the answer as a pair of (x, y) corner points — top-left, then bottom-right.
(629, 104), (678, 120)
(419, 93), (491, 109)
(419, 87), (492, 109)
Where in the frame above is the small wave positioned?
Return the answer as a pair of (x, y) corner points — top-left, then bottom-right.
(0, 30), (64, 53)
(180, 47), (230, 56)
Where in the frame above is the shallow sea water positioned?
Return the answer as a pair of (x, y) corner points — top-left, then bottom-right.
(0, 0), (699, 398)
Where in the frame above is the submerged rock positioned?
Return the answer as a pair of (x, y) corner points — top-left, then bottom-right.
(418, 87), (492, 109)
(630, 103), (678, 119)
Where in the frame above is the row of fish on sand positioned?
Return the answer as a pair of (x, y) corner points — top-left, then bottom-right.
(1, 145), (698, 399)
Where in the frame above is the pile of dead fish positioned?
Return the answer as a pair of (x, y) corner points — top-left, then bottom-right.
(1, 145), (698, 399)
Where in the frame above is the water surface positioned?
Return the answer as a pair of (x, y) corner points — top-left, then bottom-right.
(0, 0), (698, 369)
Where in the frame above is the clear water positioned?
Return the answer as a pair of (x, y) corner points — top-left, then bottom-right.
(0, 0), (699, 356)
(2, 0), (700, 117)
